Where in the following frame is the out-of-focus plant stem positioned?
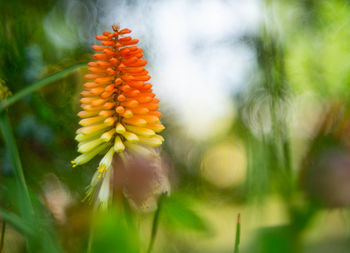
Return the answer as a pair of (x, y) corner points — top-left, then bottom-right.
(147, 194), (165, 253)
(234, 213), (241, 253)
(87, 226), (94, 253)
(0, 63), (87, 111)
(260, 24), (293, 197)
(0, 220), (5, 253)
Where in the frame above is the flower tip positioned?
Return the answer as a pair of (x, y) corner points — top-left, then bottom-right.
(112, 24), (120, 32)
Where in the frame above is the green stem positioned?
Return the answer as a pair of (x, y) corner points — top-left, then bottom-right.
(87, 201), (100, 253)
(0, 220), (5, 253)
(147, 194), (165, 253)
(0, 63), (87, 111)
(234, 213), (241, 253)
(87, 226), (94, 253)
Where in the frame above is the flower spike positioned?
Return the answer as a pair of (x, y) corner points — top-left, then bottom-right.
(73, 25), (167, 209)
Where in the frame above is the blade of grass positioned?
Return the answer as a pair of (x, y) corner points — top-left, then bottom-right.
(0, 63), (87, 111)
(0, 111), (33, 217)
(234, 213), (241, 253)
(0, 111), (35, 252)
(147, 194), (165, 253)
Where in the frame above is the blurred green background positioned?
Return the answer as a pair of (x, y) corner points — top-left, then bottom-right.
(2, 0), (350, 252)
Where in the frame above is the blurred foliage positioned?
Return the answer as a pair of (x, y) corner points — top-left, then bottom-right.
(91, 206), (140, 253)
(161, 194), (208, 233)
(2, 0), (350, 252)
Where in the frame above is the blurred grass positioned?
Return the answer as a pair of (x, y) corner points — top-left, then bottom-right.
(0, 63), (87, 111)
(234, 213), (240, 253)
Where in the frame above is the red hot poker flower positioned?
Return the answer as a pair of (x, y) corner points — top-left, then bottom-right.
(72, 25), (166, 207)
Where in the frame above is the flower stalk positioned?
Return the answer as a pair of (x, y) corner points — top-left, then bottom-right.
(147, 194), (165, 253)
(0, 220), (6, 253)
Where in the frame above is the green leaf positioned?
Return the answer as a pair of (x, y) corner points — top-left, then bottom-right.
(91, 207), (140, 253)
(250, 225), (299, 253)
(161, 194), (208, 232)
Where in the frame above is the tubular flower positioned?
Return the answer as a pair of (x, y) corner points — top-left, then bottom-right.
(72, 25), (166, 208)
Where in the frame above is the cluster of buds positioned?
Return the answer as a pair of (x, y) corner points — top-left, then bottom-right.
(72, 25), (168, 209)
